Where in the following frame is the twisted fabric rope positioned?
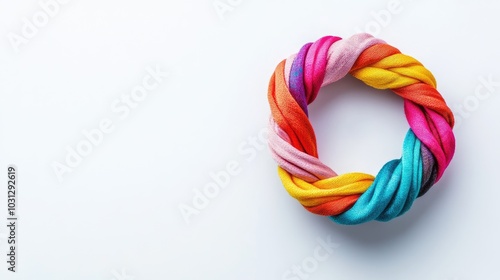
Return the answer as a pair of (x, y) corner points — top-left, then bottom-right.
(267, 33), (455, 225)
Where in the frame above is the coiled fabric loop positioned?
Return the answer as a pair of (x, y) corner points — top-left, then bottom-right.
(267, 33), (455, 225)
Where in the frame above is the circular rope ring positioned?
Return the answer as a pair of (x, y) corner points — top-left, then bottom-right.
(267, 33), (455, 225)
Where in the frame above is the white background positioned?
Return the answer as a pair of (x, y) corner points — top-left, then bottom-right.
(0, 0), (499, 279)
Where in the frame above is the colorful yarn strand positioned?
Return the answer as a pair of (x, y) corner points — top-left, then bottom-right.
(267, 33), (455, 225)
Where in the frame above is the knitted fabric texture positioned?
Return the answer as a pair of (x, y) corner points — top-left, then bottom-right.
(267, 33), (455, 225)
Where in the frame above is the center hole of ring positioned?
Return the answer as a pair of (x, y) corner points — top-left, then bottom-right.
(308, 75), (409, 176)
